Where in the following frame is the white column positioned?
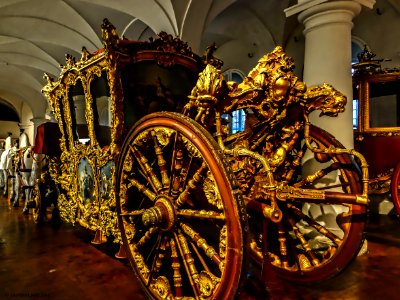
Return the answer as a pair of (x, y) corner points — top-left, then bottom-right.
(286, 0), (375, 148)
(285, 0), (374, 256)
(30, 118), (47, 128)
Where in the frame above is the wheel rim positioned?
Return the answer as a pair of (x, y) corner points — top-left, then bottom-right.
(391, 163), (400, 216)
(249, 125), (367, 283)
(116, 112), (248, 299)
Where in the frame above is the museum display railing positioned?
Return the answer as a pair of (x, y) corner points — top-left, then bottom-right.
(42, 19), (370, 299)
(353, 46), (400, 215)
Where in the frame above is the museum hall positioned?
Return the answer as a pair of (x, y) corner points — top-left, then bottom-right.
(1, 1), (400, 299)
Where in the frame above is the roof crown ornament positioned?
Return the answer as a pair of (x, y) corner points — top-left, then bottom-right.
(353, 45), (393, 75)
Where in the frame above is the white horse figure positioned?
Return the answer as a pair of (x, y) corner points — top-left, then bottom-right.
(12, 147), (46, 213)
(0, 145), (5, 188)
(10, 131), (31, 209)
(0, 146), (17, 198)
(4, 133), (12, 150)
(24, 151), (47, 214)
(12, 147), (32, 209)
(1, 133), (13, 192)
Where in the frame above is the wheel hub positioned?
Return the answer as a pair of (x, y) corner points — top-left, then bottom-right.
(141, 196), (176, 231)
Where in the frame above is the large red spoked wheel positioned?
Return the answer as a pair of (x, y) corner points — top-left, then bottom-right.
(115, 112), (248, 299)
(390, 162), (400, 216)
(249, 125), (367, 283)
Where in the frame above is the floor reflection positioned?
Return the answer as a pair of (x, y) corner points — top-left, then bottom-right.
(1, 191), (399, 299)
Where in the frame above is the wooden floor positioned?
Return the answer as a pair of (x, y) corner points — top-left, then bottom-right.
(1, 192), (400, 300)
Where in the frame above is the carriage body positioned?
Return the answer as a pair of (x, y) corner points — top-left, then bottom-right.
(41, 19), (371, 299)
(353, 48), (400, 214)
(41, 19), (203, 239)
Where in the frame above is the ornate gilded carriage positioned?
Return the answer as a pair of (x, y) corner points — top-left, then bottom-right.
(41, 19), (203, 241)
(42, 19), (370, 299)
(353, 46), (400, 215)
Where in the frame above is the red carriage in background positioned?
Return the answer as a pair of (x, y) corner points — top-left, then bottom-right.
(353, 46), (400, 216)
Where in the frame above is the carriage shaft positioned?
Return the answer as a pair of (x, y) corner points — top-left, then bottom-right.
(276, 186), (368, 206)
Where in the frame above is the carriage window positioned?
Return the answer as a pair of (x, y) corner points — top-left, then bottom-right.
(121, 61), (198, 131)
(90, 71), (111, 147)
(351, 41), (364, 128)
(352, 84), (359, 130)
(369, 80), (400, 128)
(67, 85), (78, 144)
(68, 79), (89, 144)
(353, 99), (359, 129)
(223, 69), (246, 134)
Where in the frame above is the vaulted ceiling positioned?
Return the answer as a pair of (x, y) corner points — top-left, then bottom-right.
(0, 0), (398, 126)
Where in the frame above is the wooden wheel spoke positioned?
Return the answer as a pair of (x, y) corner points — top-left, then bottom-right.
(189, 239), (212, 274)
(174, 232), (201, 298)
(129, 145), (163, 192)
(148, 236), (168, 284)
(180, 222), (222, 268)
(175, 162), (207, 207)
(287, 216), (320, 268)
(180, 156), (194, 191)
(287, 203), (341, 246)
(151, 130), (170, 188)
(170, 238), (184, 297)
(127, 178), (157, 201)
(276, 223), (290, 269)
(136, 227), (159, 248)
(282, 228), (309, 271)
(294, 162), (341, 188)
(120, 209), (146, 217)
(174, 228), (222, 299)
(177, 209), (225, 220)
(170, 134), (185, 197)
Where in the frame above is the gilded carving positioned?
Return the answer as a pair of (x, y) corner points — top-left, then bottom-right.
(180, 222), (218, 259)
(152, 276), (172, 299)
(57, 193), (77, 224)
(181, 135), (202, 159)
(183, 45), (369, 207)
(219, 225), (227, 260)
(203, 172), (223, 210)
(198, 271), (220, 297)
(154, 128), (174, 146)
(131, 245), (151, 282)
